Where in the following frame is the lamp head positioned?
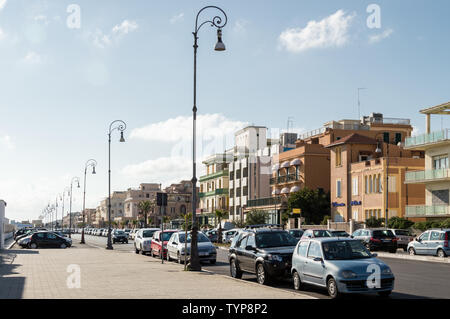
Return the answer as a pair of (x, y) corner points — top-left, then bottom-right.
(120, 131), (125, 143)
(214, 28), (226, 51)
(92, 166), (96, 174)
(77, 181), (80, 188)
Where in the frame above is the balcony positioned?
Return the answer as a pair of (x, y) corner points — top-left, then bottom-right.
(229, 180), (234, 189)
(406, 205), (450, 218)
(270, 174), (300, 185)
(405, 168), (450, 184)
(235, 179), (240, 188)
(199, 170), (229, 182)
(242, 177), (247, 187)
(198, 188), (228, 198)
(405, 129), (450, 150)
(247, 197), (282, 208)
(242, 196), (247, 206)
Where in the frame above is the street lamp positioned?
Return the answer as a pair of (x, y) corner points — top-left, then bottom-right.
(190, 6), (228, 271)
(60, 187), (70, 231)
(107, 120), (127, 250)
(81, 159), (97, 244)
(69, 177), (81, 238)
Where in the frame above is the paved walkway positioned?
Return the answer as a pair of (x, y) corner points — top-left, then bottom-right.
(0, 243), (314, 299)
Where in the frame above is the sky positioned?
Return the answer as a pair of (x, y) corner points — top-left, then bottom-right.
(0, 0), (449, 222)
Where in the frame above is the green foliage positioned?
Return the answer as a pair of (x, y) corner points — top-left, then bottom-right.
(387, 217), (414, 229)
(287, 188), (330, 225)
(281, 212), (290, 227)
(233, 217), (246, 228)
(320, 215), (331, 225)
(245, 210), (269, 226)
(439, 218), (450, 228)
(414, 220), (446, 231)
(365, 217), (384, 228)
(180, 212), (193, 231)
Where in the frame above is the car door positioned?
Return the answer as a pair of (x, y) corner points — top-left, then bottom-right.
(35, 232), (46, 247)
(167, 234), (178, 258)
(235, 235), (249, 271)
(428, 231), (441, 255)
(415, 232), (430, 254)
(303, 241), (326, 286)
(293, 240), (310, 281)
(241, 233), (257, 271)
(46, 233), (60, 248)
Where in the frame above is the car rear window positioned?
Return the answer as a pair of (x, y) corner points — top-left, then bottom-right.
(394, 230), (411, 236)
(440, 232), (450, 240)
(372, 230), (395, 238)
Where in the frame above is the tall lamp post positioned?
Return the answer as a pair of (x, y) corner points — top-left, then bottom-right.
(190, 6), (228, 271)
(69, 177), (81, 238)
(106, 120), (126, 250)
(375, 134), (390, 228)
(61, 187), (70, 230)
(81, 159), (97, 244)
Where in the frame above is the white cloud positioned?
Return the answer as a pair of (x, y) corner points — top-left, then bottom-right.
(89, 20), (138, 48)
(368, 28), (393, 44)
(0, 0), (7, 11)
(170, 13), (184, 24)
(233, 19), (249, 33)
(279, 9), (355, 53)
(23, 51), (42, 64)
(0, 135), (14, 149)
(34, 14), (49, 25)
(0, 27), (5, 40)
(412, 126), (421, 137)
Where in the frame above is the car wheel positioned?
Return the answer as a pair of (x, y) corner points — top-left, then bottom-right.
(167, 251), (171, 262)
(140, 246), (146, 255)
(389, 249), (397, 253)
(150, 249), (155, 257)
(364, 243), (371, 250)
(437, 249), (446, 258)
(30, 242), (38, 249)
(408, 247), (416, 256)
(402, 246), (408, 252)
(378, 290), (392, 298)
(135, 245), (139, 254)
(210, 259), (216, 265)
(60, 243), (67, 249)
(293, 271), (303, 291)
(125, 240), (128, 244)
(327, 277), (339, 299)
(256, 263), (270, 285)
(230, 259), (242, 279)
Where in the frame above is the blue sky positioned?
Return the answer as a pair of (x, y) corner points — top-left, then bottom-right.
(0, 0), (449, 221)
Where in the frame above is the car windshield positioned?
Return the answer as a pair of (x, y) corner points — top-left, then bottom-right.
(143, 230), (157, 238)
(330, 231), (349, 237)
(313, 230), (332, 237)
(290, 230), (304, 237)
(115, 231), (125, 235)
(322, 240), (372, 260)
(161, 232), (174, 241)
(178, 233), (210, 243)
(255, 232), (298, 248)
(373, 230), (395, 238)
(394, 230), (411, 236)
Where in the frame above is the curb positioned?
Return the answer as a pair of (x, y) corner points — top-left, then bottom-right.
(376, 251), (450, 264)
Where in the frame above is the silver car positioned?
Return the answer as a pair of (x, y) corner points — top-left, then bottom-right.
(166, 231), (217, 264)
(389, 229), (414, 251)
(291, 238), (395, 298)
(407, 229), (450, 257)
(222, 229), (240, 243)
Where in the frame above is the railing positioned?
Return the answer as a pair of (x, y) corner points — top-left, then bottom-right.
(198, 188), (229, 198)
(405, 205), (450, 217)
(298, 127), (326, 140)
(405, 168), (450, 183)
(405, 129), (450, 148)
(247, 197), (282, 208)
(270, 174), (300, 185)
(381, 118), (411, 125)
(199, 169), (229, 182)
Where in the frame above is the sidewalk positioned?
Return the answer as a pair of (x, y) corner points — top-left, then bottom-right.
(0, 243), (314, 299)
(376, 251), (450, 264)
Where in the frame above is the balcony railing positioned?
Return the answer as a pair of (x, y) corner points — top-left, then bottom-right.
(405, 129), (450, 148)
(405, 168), (450, 183)
(247, 197), (282, 208)
(406, 205), (450, 217)
(270, 174), (300, 185)
(198, 188), (228, 198)
(199, 169), (229, 182)
(298, 127), (326, 140)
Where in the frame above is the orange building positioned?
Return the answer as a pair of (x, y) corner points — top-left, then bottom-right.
(327, 133), (425, 222)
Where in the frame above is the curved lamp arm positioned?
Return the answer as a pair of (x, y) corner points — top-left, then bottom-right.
(195, 6), (228, 34)
(109, 120), (127, 135)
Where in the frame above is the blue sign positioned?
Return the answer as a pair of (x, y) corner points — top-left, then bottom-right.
(350, 201), (362, 206)
(332, 202), (346, 207)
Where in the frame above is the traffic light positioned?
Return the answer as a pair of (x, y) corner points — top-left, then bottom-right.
(157, 192), (168, 206)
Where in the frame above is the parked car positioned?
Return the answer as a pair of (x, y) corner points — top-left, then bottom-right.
(130, 229), (139, 240)
(389, 229), (414, 251)
(205, 230), (219, 243)
(134, 228), (160, 255)
(20, 231), (72, 249)
(291, 237), (394, 298)
(301, 229), (332, 240)
(407, 228), (450, 257)
(14, 227), (33, 240)
(228, 228), (298, 285)
(222, 229), (240, 243)
(112, 230), (129, 244)
(328, 230), (350, 238)
(123, 229), (131, 238)
(150, 230), (179, 259)
(53, 231), (68, 238)
(351, 228), (398, 253)
(166, 231), (217, 264)
(15, 228), (37, 241)
(288, 229), (305, 241)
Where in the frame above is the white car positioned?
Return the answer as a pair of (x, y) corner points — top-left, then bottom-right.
(222, 228), (240, 243)
(134, 228), (160, 255)
(130, 228), (139, 240)
(167, 231), (217, 264)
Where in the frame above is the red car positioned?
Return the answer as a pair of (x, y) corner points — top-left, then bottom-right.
(150, 230), (178, 258)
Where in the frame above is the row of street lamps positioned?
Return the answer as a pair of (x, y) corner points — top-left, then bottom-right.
(40, 5), (228, 270)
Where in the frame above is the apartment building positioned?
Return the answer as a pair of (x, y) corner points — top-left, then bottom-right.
(124, 183), (161, 219)
(164, 180), (194, 219)
(404, 101), (450, 221)
(327, 133), (425, 222)
(82, 208), (96, 225)
(96, 191), (127, 224)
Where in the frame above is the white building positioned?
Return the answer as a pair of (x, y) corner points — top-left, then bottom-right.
(0, 200), (6, 249)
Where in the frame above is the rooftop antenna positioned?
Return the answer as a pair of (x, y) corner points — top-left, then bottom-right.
(357, 88), (367, 120)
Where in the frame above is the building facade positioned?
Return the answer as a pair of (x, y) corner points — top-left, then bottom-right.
(404, 101), (450, 221)
(124, 183), (161, 219)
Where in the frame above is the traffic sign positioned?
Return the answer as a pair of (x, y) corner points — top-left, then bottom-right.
(293, 208), (301, 214)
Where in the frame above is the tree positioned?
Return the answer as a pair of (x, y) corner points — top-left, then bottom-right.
(233, 217), (245, 228)
(180, 212), (193, 231)
(131, 219), (137, 228)
(365, 217), (384, 228)
(387, 217), (414, 229)
(281, 212), (290, 229)
(215, 209), (227, 243)
(245, 210), (268, 226)
(439, 218), (450, 228)
(321, 215), (331, 226)
(288, 188), (330, 225)
(138, 200), (154, 228)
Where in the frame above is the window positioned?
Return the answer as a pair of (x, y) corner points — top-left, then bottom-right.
(352, 177), (358, 196)
(365, 176), (369, 194)
(419, 232), (429, 241)
(335, 147), (342, 166)
(246, 234), (255, 248)
(369, 176), (373, 193)
(297, 241), (309, 257)
(352, 210), (358, 221)
(378, 175), (382, 193)
(432, 189), (449, 205)
(430, 231), (441, 240)
(373, 175), (377, 194)
(47, 233), (57, 239)
(383, 132), (390, 143)
(336, 180), (342, 198)
(388, 176), (396, 193)
(433, 155), (449, 169)
(307, 242), (322, 259)
(237, 235), (248, 249)
(395, 133), (402, 145)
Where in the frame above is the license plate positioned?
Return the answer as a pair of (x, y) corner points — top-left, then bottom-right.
(383, 240), (391, 243)
(199, 252), (208, 256)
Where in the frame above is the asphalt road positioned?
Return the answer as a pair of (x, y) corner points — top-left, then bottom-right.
(74, 234), (450, 299)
